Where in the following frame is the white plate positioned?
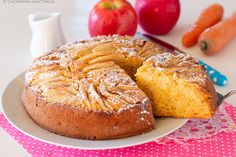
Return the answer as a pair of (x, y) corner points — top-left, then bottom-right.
(1, 72), (188, 150)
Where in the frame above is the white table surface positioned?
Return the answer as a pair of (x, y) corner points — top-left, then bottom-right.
(0, 0), (235, 156)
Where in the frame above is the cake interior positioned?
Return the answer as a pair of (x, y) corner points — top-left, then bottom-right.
(135, 65), (213, 118)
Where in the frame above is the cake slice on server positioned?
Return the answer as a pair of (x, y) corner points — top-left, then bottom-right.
(135, 52), (218, 118)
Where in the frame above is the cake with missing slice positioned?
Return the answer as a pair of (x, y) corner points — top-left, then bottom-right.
(22, 35), (218, 140)
(22, 35), (161, 140)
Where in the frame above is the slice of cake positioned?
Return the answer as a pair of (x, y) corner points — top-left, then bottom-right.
(135, 52), (218, 118)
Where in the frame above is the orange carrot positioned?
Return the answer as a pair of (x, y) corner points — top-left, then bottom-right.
(199, 11), (236, 55)
(182, 3), (224, 47)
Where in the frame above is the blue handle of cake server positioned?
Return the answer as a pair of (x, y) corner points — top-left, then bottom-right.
(198, 60), (228, 86)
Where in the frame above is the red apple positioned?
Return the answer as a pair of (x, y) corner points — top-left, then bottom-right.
(135, 0), (180, 35)
(88, 0), (137, 37)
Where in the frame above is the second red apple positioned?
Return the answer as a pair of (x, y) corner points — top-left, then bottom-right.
(135, 0), (181, 35)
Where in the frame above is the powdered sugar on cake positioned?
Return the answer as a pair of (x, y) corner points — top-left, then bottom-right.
(147, 52), (208, 86)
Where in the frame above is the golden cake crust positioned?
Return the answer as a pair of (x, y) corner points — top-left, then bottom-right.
(22, 86), (154, 140)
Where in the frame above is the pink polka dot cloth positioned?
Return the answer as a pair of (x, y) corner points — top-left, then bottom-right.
(1, 102), (236, 157)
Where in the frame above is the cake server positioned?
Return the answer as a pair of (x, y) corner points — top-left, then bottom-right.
(217, 90), (236, 106)
(138, 33), (228, 87)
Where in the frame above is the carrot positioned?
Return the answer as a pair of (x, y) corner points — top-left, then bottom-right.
(199, 11), (236, 55)
(182, 3), (224, 47)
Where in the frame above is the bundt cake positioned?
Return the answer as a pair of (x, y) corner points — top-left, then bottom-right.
(22, 35), (218, 140)
(135, 52), (218, 118)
